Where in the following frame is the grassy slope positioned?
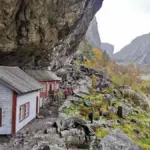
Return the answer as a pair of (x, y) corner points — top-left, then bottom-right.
(64, 84), (150, 149)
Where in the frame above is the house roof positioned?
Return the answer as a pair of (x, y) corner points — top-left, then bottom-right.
(0, 66), (43, 94)
(24, 70), (61, 82)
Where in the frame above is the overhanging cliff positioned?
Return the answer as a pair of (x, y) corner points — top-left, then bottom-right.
(0, 0), (103, 70)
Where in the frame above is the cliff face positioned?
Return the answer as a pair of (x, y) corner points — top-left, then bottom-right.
(0, 0), (103, 70)
(85, 16), (101, 50)
(113, 33), (150, 65)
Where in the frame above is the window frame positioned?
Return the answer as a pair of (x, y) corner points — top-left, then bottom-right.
(19, 102), (30, 122)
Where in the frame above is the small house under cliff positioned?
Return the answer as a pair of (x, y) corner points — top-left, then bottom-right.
(25, 70), (61, 107)
(0, 66), (42, 135)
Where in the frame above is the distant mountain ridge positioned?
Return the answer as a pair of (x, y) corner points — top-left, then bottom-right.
(113, 33), (150, 65)
(101, 43), (114, 57)
(85, 17), (114, 57)
(85, 16), (101, 50)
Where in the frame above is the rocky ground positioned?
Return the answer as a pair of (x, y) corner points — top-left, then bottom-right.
(56, 64), (150, 150)
(0, 64), (150, 150)
(0, 101), (61, 150)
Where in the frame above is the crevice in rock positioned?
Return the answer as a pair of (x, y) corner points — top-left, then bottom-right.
(15, 0), (28, 45)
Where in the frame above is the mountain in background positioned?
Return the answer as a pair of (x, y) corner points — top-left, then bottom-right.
(113, 33), (150, 65)
(85, 17), (101, 50)
(101, 43), (114, 57)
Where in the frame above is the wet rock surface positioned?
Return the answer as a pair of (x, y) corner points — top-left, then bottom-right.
(0, 0), (103, 70)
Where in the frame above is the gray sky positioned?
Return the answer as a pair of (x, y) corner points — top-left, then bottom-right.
(96, 0), (150, 53)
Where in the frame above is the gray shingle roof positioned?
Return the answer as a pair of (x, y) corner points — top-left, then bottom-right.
(0, 66), (43, 94)
(25, 70), (61, 81)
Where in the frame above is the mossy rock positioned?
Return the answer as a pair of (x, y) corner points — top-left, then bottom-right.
(96, 128), (110, 138)
(121, 89), (150, 111)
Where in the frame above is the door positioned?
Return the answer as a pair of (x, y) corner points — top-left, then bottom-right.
(49, 84), (54, 93)
(36, 97), (39, 115)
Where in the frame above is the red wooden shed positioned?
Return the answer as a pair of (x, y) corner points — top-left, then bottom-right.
(25, 70), (61, 107)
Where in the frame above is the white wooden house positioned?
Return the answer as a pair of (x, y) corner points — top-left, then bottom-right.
(0, 66), (43, 135)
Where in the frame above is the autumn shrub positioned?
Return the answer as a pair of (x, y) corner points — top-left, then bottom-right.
(108, 112), (117, 120)
(83, 48), (108, 69)
(101, 103), (108, 112)
(107, 61), (140, 86)
(82, 44), (142, 93)
(80, 107), (89, 116)
(92, 103), (101, 109)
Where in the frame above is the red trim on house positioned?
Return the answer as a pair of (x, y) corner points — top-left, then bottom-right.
(12, 92), (17, 135)
(47, 80), (60, 84)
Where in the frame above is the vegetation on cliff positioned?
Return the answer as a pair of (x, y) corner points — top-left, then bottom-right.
(65, 40), (150, 149)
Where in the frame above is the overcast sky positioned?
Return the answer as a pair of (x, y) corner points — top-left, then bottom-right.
(96, 0), (150, 53)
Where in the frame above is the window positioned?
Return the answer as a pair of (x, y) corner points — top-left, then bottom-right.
(19, 103), (30, 122)
(41, 84), (46, 92)
(0, 108), (2, 127)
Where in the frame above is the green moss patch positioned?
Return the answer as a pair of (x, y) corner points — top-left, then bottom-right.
(113, 123), (150, 149)
(96, 128), (110, 138)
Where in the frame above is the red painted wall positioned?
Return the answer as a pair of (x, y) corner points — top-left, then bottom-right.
(40, 81), (48, 97)
(48, 81), (60, 94)
(40, 81), (60, 97)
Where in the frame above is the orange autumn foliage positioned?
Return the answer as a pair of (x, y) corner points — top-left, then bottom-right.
(93, 48), (103, 60)
(83, 48), (106, 69)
